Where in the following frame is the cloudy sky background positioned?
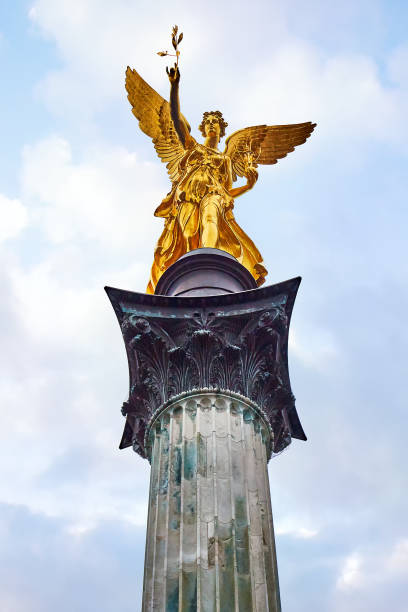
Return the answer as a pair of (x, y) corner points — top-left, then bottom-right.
(1, 1), (407, 610)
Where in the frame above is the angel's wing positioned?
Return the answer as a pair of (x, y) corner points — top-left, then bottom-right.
(125, 67), (191, 183)
(223, 122), (316, 179)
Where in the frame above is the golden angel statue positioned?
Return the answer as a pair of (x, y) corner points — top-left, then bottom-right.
(125, 63), (315, 294)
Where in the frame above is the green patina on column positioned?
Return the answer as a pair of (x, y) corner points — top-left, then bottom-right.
(142, 391), (280, 611)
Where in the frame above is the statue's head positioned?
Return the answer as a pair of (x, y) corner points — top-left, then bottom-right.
(199, 111), (228, 139)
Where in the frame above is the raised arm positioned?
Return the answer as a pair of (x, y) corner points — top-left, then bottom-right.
(167, 64), (194, 149)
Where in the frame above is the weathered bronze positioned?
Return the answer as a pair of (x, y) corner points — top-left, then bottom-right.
(105, 268), (305, 459)
(125, 32), (316, 294)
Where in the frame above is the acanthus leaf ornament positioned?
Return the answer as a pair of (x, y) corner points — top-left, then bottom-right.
(106, 277), (306, 460)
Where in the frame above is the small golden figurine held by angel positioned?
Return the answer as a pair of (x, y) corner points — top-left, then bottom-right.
(126, 30), (316, 294)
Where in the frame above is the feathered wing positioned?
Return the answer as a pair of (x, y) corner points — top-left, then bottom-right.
(223, 122), (316, 179)
(125, 67), (190, 183)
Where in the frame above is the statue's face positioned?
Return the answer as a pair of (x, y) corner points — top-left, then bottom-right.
(204, 114), (221, 138)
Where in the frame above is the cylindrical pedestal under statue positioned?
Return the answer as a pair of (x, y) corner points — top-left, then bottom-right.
(106, 248), (306, 611)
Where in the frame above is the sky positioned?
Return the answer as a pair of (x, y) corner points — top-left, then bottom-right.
(1, 0), (407, 610)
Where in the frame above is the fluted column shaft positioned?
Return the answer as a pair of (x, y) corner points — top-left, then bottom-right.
(142, 391), (281, 611)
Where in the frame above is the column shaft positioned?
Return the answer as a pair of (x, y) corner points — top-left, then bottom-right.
(142, 392), (281, 612)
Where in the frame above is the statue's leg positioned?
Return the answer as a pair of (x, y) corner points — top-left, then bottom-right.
(178, 202), (199, 251)
(200, 197), (220, 248)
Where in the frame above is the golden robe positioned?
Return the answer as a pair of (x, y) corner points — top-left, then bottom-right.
(147, 142), (267, 294)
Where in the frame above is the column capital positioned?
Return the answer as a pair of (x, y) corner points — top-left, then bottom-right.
(106, 276), (306, 460)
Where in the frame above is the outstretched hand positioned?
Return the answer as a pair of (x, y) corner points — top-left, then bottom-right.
(228, 167), (259, 199)
(166, 63), (180, 85)
(246, 167), (258, 189)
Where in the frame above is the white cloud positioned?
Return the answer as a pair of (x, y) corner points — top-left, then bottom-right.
(336, 540), (408, 597)
(0, 194), (28, 242)
(0, 133), (161, 526)
(0, 248), (151, 524)
(387, 539), (408, 574)
(275, 514), (319, 539)
(289, 326), (341, 372)
(21, 135), (164, 254)
(28, 0), (408, 157)
(66, 521), (97, 537)
(0, 354), (150, 524)
(232, 41), (408, 154)
(297, 527), (319, 539)
(29, 0), (205, 118)
(337, 552), (364, 590)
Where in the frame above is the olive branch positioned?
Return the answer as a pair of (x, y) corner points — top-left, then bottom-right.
(157, 25), (183, 66)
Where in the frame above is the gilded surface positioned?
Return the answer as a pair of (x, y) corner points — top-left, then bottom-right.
(126, 58), (315, 293)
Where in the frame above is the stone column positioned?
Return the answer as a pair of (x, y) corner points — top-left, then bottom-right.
(142, 391), (280, 611)
(106, 249), (306, 611)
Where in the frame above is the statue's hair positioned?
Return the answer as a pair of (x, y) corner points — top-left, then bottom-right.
(199, 111), (228, 139)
